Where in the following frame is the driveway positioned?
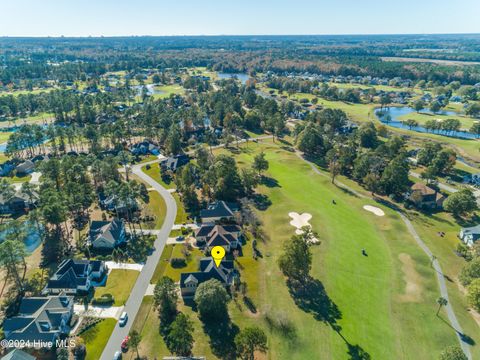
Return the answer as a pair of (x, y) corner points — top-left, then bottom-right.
(105, 261), (144, 272)
(99, 163), (177, 360)
(74, 304), (124, 319)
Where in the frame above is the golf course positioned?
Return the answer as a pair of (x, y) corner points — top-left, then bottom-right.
(212, 139), (479, 359)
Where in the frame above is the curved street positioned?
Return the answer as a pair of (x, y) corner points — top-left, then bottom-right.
(99, 162), (177, 360)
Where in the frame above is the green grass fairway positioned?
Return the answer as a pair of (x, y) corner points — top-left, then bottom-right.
(213, 141), (468, 359)
(94, 269), (139, 306)
(152, 84), (185, 99)
(81, 318), (117, 360)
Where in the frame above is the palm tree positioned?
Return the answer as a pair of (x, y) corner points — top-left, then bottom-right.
(436, 296), (448, 316)
(128, 330), (142, 359)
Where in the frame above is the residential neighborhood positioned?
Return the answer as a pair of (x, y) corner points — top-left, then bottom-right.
(1, 12), (480, 360)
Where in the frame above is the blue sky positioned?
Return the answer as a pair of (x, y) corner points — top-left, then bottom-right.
(1, 0), (479, 36)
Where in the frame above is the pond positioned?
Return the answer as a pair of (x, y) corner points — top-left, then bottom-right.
(0, 221), (43, 254)
(217, 72), (250, 84)
(375, 106), (478, 140)
(134, 84), (165, 96)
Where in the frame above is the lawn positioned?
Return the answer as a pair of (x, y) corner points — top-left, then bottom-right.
(141, 163), (176, 189)
(163, 245), (204, 282)
(80, 318), (117, 360)
(142, 190), (167, 229)
(173, 193), (189, 224)
(94, 269), (139, 306)
(0, 132), (12, 143)
(213, 140), (471, 359)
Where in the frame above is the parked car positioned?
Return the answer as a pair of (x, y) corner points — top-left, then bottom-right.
(119, 311), (128, 326)
(114, 351), (122, 360)
(121, 336), (129, 351)
(176, 235), (185, 241)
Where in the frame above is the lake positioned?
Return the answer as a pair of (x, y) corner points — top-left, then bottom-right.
(375, 106), (478, 140)
(134, 84), (165, 96)
(217, 72), (250, 84)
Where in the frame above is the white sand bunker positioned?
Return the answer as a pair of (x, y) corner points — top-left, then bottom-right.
(363, 205), (385, 217)
(288, 212), (320, 244)
(289, 212), (312, 234)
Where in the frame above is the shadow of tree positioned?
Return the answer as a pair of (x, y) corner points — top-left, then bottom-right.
(287, 276), (372, 360)
(260, 176), (280, 188)
(287, 277), (341, 324)
(202, 317), (239, 359)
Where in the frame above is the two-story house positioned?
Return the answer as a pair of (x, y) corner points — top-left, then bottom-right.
(43, 259), (106, 295)
(3, 293), (74, 344)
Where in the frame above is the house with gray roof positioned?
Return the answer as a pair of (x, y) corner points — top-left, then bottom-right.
(180, 258), (238, 299)
(194, 223), (242, 252)
(459, 225), (480, 247)
(43, 259), (106, 295)
(15, 160), (35, 176)
(88, 218), (127, 250)
(0, 188), (39, 214)
(3, 293), (73, 344)
(199, 201), (239, 223)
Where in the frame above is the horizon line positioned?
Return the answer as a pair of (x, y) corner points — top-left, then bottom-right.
(1, 32), (480, 39)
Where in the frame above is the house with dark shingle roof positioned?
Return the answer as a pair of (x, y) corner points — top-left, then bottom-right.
(194, 223), (242, 252)
(408, 183), (445, 209)
(199, 201), (239, 223)
(88, 218), (127, 250)
(43, 259), (106, 295)
(180, 258), (238, 299)
(3, 293), (73, 344)
(0, 188), (39, 214)
(160, 154), (190, 172)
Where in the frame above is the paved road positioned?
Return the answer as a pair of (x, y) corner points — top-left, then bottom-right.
(296, 151), (473, 360)
(410, 171), (459, 194)
(100, 164), (177, 360)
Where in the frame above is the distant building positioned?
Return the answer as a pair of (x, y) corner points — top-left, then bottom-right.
(129, 141), (160, 156)
(459, 225), (480, 247)
(0, 188), (39, 214)
(43, 259), (106, 295)
(180, 258), (238, 299)
(199, 201), (239, 223)
(408, 183), (445, 209)
(160, 154), (190, 172)
(15, 160), (35, 176)
(88, 219), (127, 250)
(3, 293), (73, 344)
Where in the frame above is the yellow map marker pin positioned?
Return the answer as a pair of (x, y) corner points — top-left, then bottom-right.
(211, 246), (226, 267)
